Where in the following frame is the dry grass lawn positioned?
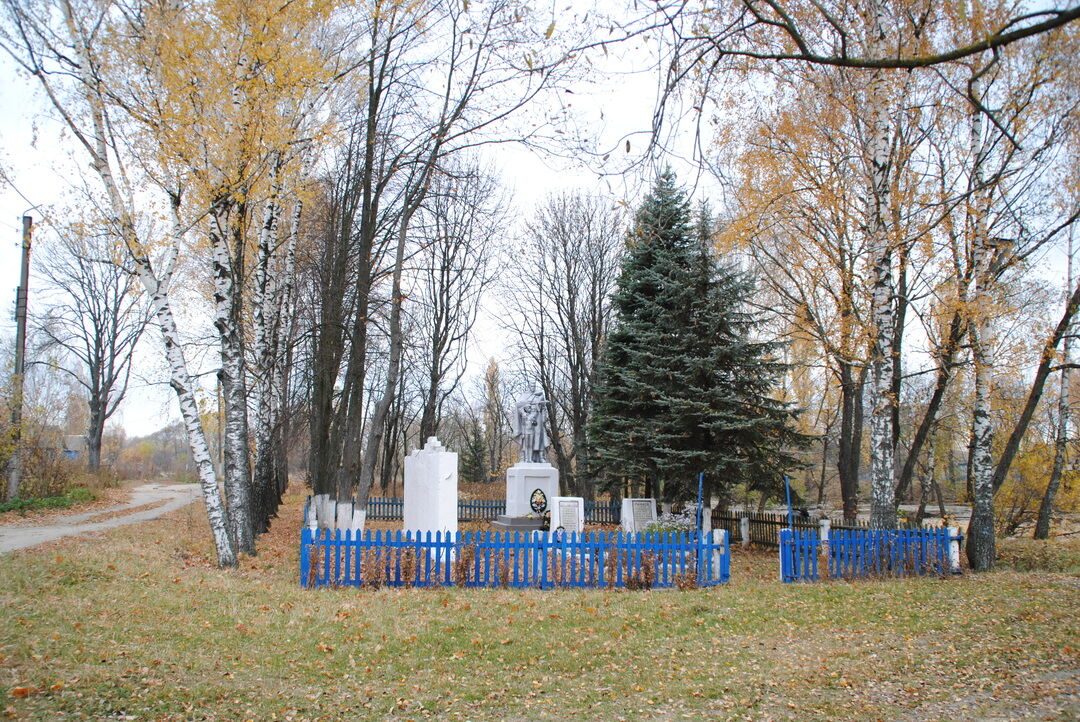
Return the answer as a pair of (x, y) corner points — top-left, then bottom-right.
(0, 485), (1077, 720)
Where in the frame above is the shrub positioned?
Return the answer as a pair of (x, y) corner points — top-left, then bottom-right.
(997, 538), (1080, 574)
(452, 544), (476, 587)
(0, 486), (97, 515)
(644, 506), (698, 535)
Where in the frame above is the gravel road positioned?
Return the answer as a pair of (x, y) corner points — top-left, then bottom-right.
(0, 483), (201, 553)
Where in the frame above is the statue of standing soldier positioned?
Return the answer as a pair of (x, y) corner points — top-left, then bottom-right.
(512, 385), (548, 463)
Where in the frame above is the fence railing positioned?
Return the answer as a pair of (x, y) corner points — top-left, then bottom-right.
(711, 508), (925, 548)
(456, 499), (505, 521)
(364, 497), (621, 524)
(710, 509), (818, 547)
(367, 497), (404, 520)
(300, 528), (730, 589)
(779, 527), (962, 582)
(585, 501), (621, 525)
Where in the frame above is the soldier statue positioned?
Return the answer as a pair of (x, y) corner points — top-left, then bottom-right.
(512, 384), (548, 463)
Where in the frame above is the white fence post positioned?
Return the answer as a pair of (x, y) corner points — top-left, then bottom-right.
(711, 528), (726, 580)
(740, 516), (751, 548)
(818, 518), (831, 577)
(777, 530), (785, 582)
(947, 526), (962, 573)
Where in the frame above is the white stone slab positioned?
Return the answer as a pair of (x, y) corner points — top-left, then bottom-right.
(621, 498), (657, 533)
(505, 462), (559, 518)
(403, 436), (458, 535)
(550, 496), (584, 534)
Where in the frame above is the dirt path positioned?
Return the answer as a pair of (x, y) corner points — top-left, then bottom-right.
(0, 482), (201, 553)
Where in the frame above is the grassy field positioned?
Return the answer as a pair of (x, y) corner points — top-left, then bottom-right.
(0, 488), (1077, 720)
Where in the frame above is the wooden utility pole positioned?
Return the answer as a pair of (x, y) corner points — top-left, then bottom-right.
(6, 215), (33, 501)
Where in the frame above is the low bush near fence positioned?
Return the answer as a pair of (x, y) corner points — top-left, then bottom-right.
(300, 528), (730, 590)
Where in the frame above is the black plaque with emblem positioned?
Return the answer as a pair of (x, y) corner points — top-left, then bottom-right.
(529, 488), (548, 513)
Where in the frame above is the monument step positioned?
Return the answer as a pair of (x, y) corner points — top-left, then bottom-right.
(491, 515), (545, 530)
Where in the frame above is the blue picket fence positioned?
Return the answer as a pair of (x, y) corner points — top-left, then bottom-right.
(780, 527), (961, 582)
(364, 497), (621, 524)
(300, 528), (730, 589)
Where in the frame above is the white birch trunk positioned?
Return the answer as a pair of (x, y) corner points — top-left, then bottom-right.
(142, 263), (238, 566)
(210, 206), (254, 554)
(866, 0), (897, 529)
(270, 197), (303, 496)
(251, 170), (281, 531)
(57, 0), (236, 566)
(966, 72), (997, 571)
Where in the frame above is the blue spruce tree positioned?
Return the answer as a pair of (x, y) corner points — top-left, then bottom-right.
(590, 170), (805, 503)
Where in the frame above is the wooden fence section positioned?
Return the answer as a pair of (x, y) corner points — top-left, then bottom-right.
(367, 497), (403, 521)
(780, 527), (962, 582)
(710, 509), (817, 548)
(585, 501), (620, 525)
(456, 499), (504, 521)
(711, 508), (924, 548)
(364, 497), (621, 524)
(300, 529), (731, 589)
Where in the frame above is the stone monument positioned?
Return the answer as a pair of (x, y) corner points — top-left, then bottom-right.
(549, 496), (585, 534)
(403, 436), (458, 535)
(620, 498), (658, 533)
(493, 384), (560, 530)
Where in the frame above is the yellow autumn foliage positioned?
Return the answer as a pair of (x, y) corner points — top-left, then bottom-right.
(996, 441), (1080, 536)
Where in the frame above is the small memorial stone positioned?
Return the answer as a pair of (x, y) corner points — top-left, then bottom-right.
(621, 498), (657, 533)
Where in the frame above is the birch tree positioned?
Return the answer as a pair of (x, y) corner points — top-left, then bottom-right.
(655, 0), (1078, 542)
(714, 43), (948, 522)
(947, 12), (1080, 568)
(109, 0), (337, 552)
(0, 0), (237, 565)
(0, 0), (342, 563)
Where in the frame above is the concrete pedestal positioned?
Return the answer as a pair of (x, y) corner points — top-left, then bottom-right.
(505, 462), (559, 517)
